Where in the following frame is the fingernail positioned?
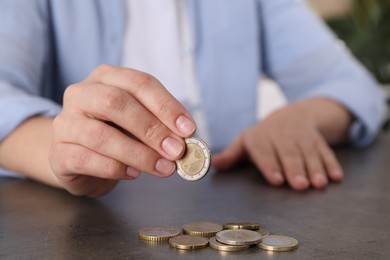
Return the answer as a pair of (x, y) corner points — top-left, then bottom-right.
(155, 158), (176, 176)
(314, 174), (328, 186)
(176, 115), (196, 136)
(273, 171), (284, 183)
(162, 136), (183, 158)
(294, 175), (309, 187)
(332, 169), (344, 180)
(126, 167), (141, 178)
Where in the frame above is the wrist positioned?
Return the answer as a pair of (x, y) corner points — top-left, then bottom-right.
(293, 97), (353, 144)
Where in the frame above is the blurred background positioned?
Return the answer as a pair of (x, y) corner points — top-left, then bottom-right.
(259, 0), (389, 121)
(309, 0), (390, 85)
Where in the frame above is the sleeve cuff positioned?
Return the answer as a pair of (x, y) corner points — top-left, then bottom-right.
(0, 168), (24, 178)
(296, 80), (387, 147)
(0, 95), (62, 142)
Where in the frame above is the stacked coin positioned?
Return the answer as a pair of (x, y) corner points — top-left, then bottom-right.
(223, 222), (260, 230)
(212, 229), (262, 251)
(139, 221), (298, 253)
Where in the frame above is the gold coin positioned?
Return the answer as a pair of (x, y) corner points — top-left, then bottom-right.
(209, 237), (249, 252)
(169, 235), (209, 250)
(138, 226), (181, 241)
(175, 138), (211, 181)
(258, 228), (270, 237)
(223, 222), (260, 230)
(216, 229), (262, 246)
(183, 221), (223, 237)
(258, 235), (298, 251)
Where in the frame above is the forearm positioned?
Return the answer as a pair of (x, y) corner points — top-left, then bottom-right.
(291, 97), (353, 145)
(0, 116), (62, 188)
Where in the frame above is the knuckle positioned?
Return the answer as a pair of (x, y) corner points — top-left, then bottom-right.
(69, 149), (91, 172)
(299, 140), (317, 155)
(87, 64), (114, 81)
(144, 122), (164, 144)
(158, 97), (176, 116)
(63, 83), (80, 102)
(134, 72), (156, 92)
(102, 88), (126, 114)
(104, 160), (124, 179)
(281, 146), (298, 159)
(93, 64), (114, 78)
(130, 146), (149, 170)
(84, 123), (109, 151)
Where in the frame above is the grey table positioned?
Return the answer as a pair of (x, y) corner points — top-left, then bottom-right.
(1, 135), (390, 260)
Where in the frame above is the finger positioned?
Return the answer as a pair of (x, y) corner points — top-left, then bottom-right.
(274, 139), (310, 190)
(64, 83), (185, 161)
(318, 143), (344, 182)
(245, 136), (285, 186)
(212, 134), (246, 170)
(298, 139), (328, 189)
(87, 64), (196, 137)
(51, 142), (133, 180)
(56, 114), (176, 177)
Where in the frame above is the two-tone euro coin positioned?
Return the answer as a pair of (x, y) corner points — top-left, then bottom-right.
(258, 235), (298, 251)
(175, 138), (211, 181)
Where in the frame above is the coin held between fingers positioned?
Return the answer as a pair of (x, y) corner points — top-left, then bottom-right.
(162, 136), (183, 158)
(175, 138), (211, 181)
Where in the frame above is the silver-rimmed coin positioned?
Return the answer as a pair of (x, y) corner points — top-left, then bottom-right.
(258, 235), (298, 251)
(175, 138), (211, 181)
(216, 229), (262, 246)
(138, 226), (181, 241)
(209, 237), (249, 252)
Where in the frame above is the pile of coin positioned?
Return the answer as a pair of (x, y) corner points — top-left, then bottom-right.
(139, 221), (298, 253)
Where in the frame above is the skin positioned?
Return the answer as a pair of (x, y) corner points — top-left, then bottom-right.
(0, 65), (352, 196)
(213, 98), (352, 190)
(0, 65), (196, 197)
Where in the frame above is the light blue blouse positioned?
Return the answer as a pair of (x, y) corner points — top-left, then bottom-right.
(0, 0), (386, 176)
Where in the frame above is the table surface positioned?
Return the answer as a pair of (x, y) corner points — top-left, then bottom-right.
(1, 134), (390, 260)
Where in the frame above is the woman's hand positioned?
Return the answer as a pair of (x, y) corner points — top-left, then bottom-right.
(213, 98), (352, 190)
(50, 65), (196, 196)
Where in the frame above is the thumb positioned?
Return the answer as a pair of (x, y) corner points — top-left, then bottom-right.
(212, 134), (246, 170)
